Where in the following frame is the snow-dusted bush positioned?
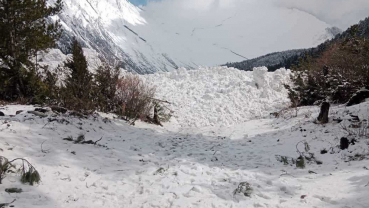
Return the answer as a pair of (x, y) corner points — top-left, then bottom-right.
(0, 157), (40, 186)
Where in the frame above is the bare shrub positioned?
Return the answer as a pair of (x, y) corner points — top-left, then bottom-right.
(115, 74), (156, 124)
(340, 119), (369, 138)
(276, 140), (322, 169)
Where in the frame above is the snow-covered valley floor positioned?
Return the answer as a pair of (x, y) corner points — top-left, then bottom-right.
(1, 102), (369, 208)
(1, 68), (369, 208)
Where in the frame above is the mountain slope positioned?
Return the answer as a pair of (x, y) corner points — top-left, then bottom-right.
(51, 0), (183, 74)
(225, 17), (369, 71)
(224, 49), (308, 72)
(51, 0), (338, 73)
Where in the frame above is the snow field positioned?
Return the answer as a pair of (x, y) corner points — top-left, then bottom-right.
(1, 101), (369, 208)
(1, 64), (369, 208)
(141, 66), (291, 127)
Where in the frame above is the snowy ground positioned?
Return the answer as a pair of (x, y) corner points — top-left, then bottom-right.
(1, 68), (369, 208)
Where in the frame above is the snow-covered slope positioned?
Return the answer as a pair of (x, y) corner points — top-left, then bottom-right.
(51, 0), (338, 73)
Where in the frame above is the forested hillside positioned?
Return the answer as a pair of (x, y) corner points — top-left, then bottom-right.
(225, 19), (368, 72)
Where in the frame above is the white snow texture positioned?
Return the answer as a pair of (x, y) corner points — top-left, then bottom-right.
(141, 67), (291, 127)
(1, 65), (369, 207)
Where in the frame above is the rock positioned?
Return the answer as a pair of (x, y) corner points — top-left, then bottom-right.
(0, 111), (4, 116)
(35, 108), (50, 113)
(5, 188), (22, 193)
(16, 110), (23, 115)
(27, 111), (48, 118)
(347, 88), (369, 106)
(81, 140), (94, 144)
(63, 137), (74, 142)
(51, 106), (68, 114)
(317, 102), (330, 124)
(270, 112), (279, 118)
(340, 137), (349, 150)
(233, 182), (253, 197)
(333, 117), (343, 123)
(69, 111), (87, 119)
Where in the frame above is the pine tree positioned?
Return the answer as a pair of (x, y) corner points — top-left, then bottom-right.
(94, 64), (120, 112)
(0, 0), (63, 100)
(63, 38), (94, 112)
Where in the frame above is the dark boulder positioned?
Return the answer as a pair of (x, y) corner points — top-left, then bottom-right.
(51, 106), (68, 114)
(27, 111), (48, 118)
(347, 87), (369, 106)
(35, 108), (50, 113)
(0, 111), (4, 116)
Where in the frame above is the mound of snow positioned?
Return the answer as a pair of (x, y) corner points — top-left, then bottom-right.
(141, 66), (291, 127)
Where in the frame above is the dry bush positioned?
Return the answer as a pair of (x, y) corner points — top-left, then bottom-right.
(115, 74), (156, 124)
(341, 120), (369, 138)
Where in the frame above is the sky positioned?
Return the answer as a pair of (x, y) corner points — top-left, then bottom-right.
(129, 0), (369, 29)
(129, 0), (147, 6)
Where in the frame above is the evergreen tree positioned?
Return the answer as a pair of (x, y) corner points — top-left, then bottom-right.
(0, 0), (63, 100)
(62, 38), (94, 112)
(94, 64), (120, 112)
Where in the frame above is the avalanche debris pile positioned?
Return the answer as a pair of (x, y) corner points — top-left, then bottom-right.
(141, 66), (291, 127)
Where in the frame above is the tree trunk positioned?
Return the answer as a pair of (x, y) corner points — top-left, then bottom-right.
(340, 137), (349, 150)
(317, 102), (330, 124)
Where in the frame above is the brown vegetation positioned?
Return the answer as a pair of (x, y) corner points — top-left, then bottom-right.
(115, 74), (156, 124)
(289, 29), (369, 106)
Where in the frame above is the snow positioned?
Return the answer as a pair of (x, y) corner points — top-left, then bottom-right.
(1, 62), (369, 207)
(1, 100), (369, 207)
(141, 66), (291, 127)
(38, 48), (102, 73)
(36, 48), (103, 86)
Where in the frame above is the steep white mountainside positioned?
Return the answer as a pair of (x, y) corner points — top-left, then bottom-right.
(51, 0), (338, 73)
(50, 0), (181, 74)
